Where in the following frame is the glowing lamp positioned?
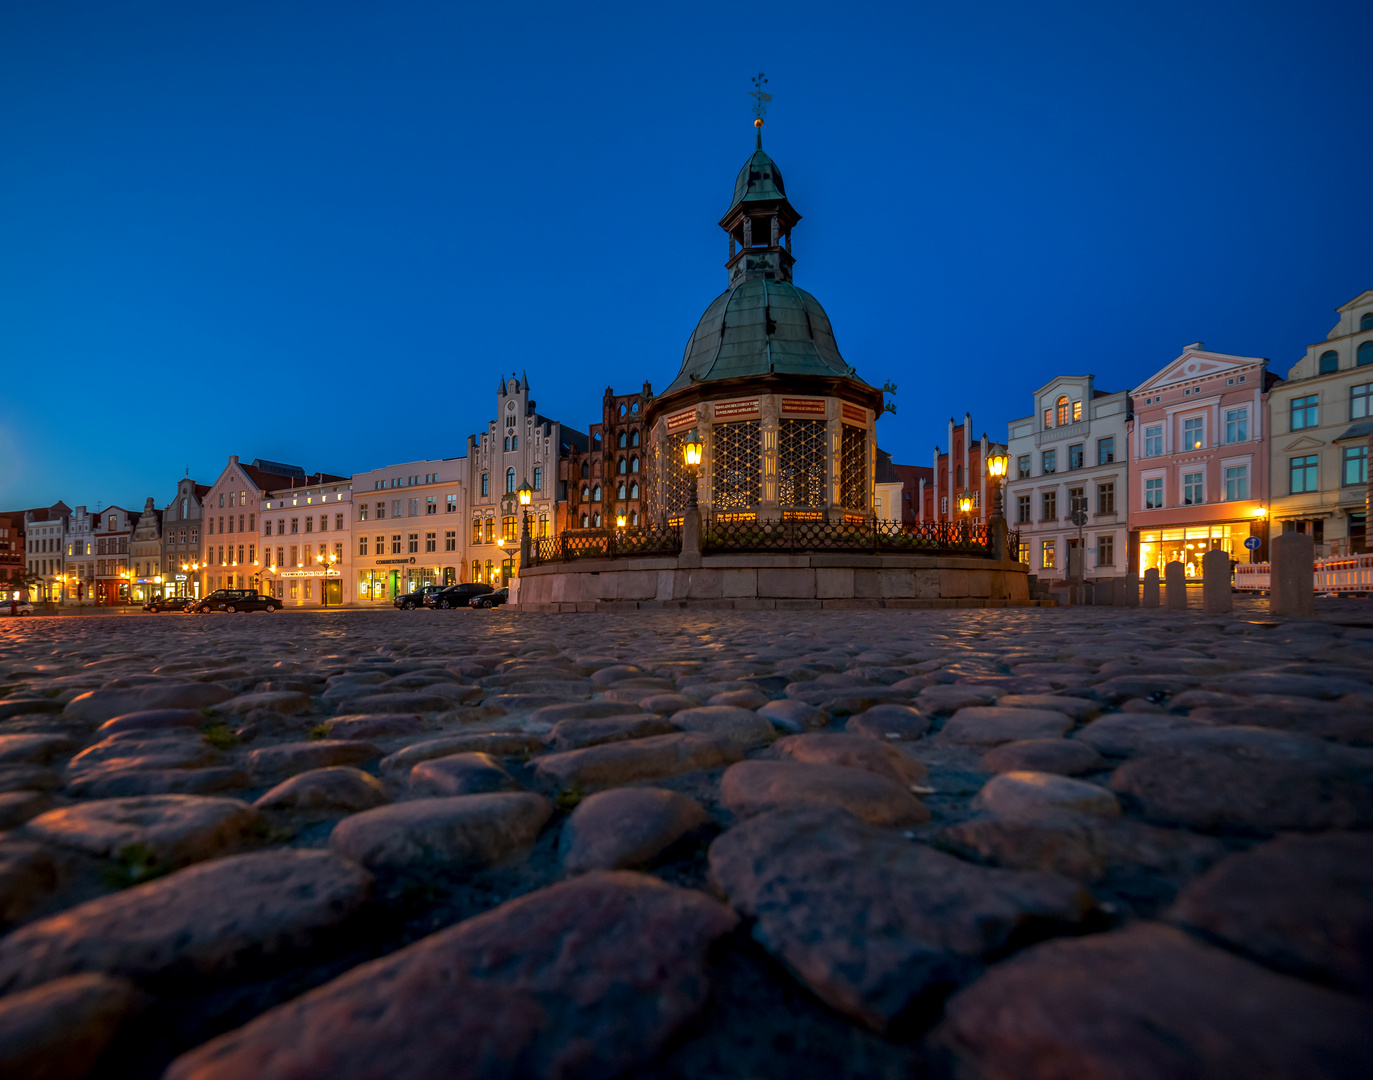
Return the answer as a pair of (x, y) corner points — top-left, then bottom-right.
(958, 491), (973, 515)
(616, 514), (627, 528)
(988, 452), (1009, 479)
(517, 479), (533, 506)
(682, 430), (703, 468)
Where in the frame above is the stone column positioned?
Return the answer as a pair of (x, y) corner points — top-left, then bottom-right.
(1202, 548), (1233, 613)
(1165, 560), (1187, 609)
(1142, 567), (1160, 608)
(1270, 531), (1315, 616)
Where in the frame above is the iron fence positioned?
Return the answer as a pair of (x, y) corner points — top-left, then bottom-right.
(529, 523), (682, 565)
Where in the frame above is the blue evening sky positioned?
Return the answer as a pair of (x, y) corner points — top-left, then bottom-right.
(1, 0), (1370, 509)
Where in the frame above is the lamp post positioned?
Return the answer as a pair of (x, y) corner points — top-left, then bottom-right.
(314, 551), (338, 607)
(987, 451), (1009, 559)
(517, 478), (533, 571)
(683, 429), (704, 509)
(958, 490), (973, 544)
(681, 428), (705, 560)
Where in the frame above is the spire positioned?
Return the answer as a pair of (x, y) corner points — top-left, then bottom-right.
(522, 370), (529, 395)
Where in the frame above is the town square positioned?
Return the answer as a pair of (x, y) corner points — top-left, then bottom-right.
(1, 1), (1371, 1077)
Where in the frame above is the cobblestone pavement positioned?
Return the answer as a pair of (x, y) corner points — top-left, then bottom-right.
(0, 603), (1370, 1079)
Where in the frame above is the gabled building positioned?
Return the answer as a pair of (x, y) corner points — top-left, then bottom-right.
(1127, 344), (1279, 576)
(163, 478), (209, 598)
(918, 414), (1003, 526)
(564, 383), (652, 531)
(129, 498), (164, 604)
(23, 504), (71, 602)
(92, 505), (137, 605)
(1006, 376), (1130, 581)
(348, 459), (460, 604)
(1268, 290), (1373, 555)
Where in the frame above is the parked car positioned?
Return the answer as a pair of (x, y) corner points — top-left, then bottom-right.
(423, 582), (494, 609)
(393, 585), (444, 610)
(144, 596), (195, 613)
(2, 599), (34, 616)
(190, 589), (279, 613)
(473, 588), (509, 609)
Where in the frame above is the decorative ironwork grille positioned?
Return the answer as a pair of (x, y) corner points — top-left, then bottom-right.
(777, 419), (826, 508)
(712, 421), (761, 511)
(656, 429), (694, 520)
(703, 516), (995, 555)
(840, 425), (867, 511)
(529, 523), (681, 564)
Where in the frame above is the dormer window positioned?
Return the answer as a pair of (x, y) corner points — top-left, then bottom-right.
(1055, 396), (1070, 426)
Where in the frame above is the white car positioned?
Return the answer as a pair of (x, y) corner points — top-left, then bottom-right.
(2, 600), (34, 616)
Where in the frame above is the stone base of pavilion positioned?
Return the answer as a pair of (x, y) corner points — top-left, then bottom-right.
(515, 552), (1032, 611)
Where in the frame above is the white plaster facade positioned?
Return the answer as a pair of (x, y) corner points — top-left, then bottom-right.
(259, 477), (355, 607)
(350, 458), (465, 603)
(1006, 375), (1130, 580)
(1268, 290), (1373, 554)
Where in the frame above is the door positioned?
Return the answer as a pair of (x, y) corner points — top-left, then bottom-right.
(388, 570), (399, 599)
(324, 579), (342, 605)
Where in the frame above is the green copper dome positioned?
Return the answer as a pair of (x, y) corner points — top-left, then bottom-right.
(728, 148), (786, 213)
(663, 278), (861, 394)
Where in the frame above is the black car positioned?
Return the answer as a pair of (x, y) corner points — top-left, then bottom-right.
(190, 589), (279, 613)
(473, 587), (509, 609)
(423, 582), (494, 609)
(144, 596), (195, 613)
(393, 585), (444, 610)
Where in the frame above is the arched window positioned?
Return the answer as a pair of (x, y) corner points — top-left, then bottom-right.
(617, 483), (626, 499)
(631, 430), (640, 446)
(619, 404), (627, 418)
(1359, 341), (1373, 367)
(618, 431), (627, 447)
(580, 514), (589, 528)
(630, 510), (639, 525)
(581, 486), (589, 501)
(630, 482), (639, 499)
(1362, 313), (1373, 331)
(592, 512), (601, 527)
(1320, 350), (1339, 374)
(1055, 396), (1070, 426)
(618, 458), (627, 474)
(592, 485), (601, 501)
(631, 402), (639, 414)
(630, 456), (640, 473)
(506, 468), (516, 494)
(581, 462), (589, 478)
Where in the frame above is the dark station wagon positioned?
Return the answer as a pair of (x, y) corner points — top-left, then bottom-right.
(189, 589), (279, 614)
(144, 596), (196, 613)
(422, 583), (494, 609)
(393, 585), (444, 610)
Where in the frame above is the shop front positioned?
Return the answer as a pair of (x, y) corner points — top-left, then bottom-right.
(1137, 521), (1260, 577)
(358, 557), (413, 603)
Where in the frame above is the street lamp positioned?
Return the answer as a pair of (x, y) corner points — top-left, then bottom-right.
(314, 551), (338, 608)
(682, 429), (704, 509)
(517, 477), (534, 571)
(957, 490), (974, 544)
(987, 451), (1009, 519)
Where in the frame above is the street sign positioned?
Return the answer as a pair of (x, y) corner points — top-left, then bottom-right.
(1070, 511), (1088, 527)
(1244, 536), (1261, 551)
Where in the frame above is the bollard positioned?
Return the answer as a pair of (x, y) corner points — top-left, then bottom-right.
(1201, 548), (1233, 613)
(1142, 568), (1160, 608)
(1165, 561), (1188, 609)
(1094, 577), (1115, 605)
(1121, 572), (1139, 607)
(1270, 532), (1315, 616)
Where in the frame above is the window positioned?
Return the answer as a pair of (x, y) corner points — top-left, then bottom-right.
(1097, 482), (1115, 514)
(484, 519), (494, 543)
(1355, 384), (1373, 420)
(359, 504), (368, 521)
(502, 436), (509, 452)
(1225, 408), (1248, 443)
(1221, 465), (1247, 501)
(425, 533), (436, 553)
(1359, 341), (1373, 367)
(291, 518), (299, 534)
(305, 516), (313, 533)
(1072, 401), (1082, 422)
(247, 544), (254, 564)
(1097, 534), (1114, 566)
(359, 536), (367, 556)
(426, 497), (437, 515)
(502, 516), (517, 541)
(1320, 350), (1339, 374)
(1016, 454), (1031, 479)
(1041, 490), (1057, 520)
(533, 467), (542, 491)
(1097, 437), (1114, 465)
(580, 485), (589, 502)
(1055, 396), (1070, 426)
(1043, 408), (1052, 428)
(408, 498), (419, 517)
(481, 474), (489, 497)
(1183, 471), (1203, 505)
(1041, 540), (1056, 569)
(472, 519), (483, 544)
(631, 429), (640, 444)
(617, 482), (627, 500)
(506, 469), (516, 494)
(375, 536), (384, 555)
(445, 530), (456, 551)
(289, 545), (297, 567)
(538, 514), (548, 537)
(1363, 313), (1373, 331)
(618, 431), (627, 448)
(630, 482), (639, 499)
(581, 513), (590, 528)
(1144, 425), (1163, 457)
(1144, 477), (1163, 508)
(1068, 444), (1084, 470)
(618, 458), (626, 475)
(1290, 455), (1318, 493)
(1042, 450), (1056, 473)
(392, 535), (403, 555)
(592, 484), (601, 501)
(1291, 395), (1319, 430)
(1182, 416), (1204, 450)
(1343, 446), (1367, 487)
(446, 494), (457, 513)
(376, 502), (385, 519)
(592, 512), (601, 527)
(407, 534), (419, 554)
(1068, 487), (1085, 519)
(510, 436), (517, 451)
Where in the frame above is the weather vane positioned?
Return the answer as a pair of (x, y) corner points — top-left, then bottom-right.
(749, 72), (771, 124)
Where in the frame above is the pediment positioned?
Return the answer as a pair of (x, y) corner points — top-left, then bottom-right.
(1281, 435), (1325, 452)
(1134, 352), (1260, 394)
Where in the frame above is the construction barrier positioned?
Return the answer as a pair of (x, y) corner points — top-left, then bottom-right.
(1235, 553), (1373, 594)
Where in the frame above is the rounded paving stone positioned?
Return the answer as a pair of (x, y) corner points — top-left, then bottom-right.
(254, 767), (391, 813)
(0, 973), (144, 1080)
(408, 753), (521, 797)
(96, 708), (207, 735)
(773, 732), (927, 787)
(560, 788), (709, 874)
(669, 706), (776, 750)
(973, 771), (1121, 821)
(981, 738), (1108, 776)
(63, 683), (234, 724)
(545, 713), (676, 752)
(24, 795), (265, 869)
(247, 740), (383, 780)
(322, 714), (425, 740)
(844, 703), (931, 741)
(720, 760), (930, 827)
(941, 706), (1074, 746)
(756, 698), (830, 733)
(532, 732), (743, 789)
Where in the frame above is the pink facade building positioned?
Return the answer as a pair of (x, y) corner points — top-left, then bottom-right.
(1127, 345), (1281, 576)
